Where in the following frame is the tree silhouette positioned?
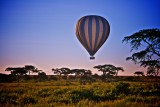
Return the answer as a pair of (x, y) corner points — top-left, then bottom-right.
(134, 71), (144, 76)
(24, 65), (35, 75)
(70, 69), (92, 81)
(71, 69), (83, 77)
(83, 70), (92, 77)
(33, 68), (42, 74)
(94, 64), (124, 81)
(5, 67), (27, 82)
(70, 69), (84, 80)
(5, 65), (42, 82)
(115, 67), (124, 76)
(71, 69), (91, 77)
(146, 62), (160, 77)
(5, 67), (27, 76)
(52, 68), (61, 80)
(52, 67), (71, 80)
(59, 68), (71, 79)
(122, 28), (160, 80)
(94, 64), (116, 77)
(38, 71), (47, 81)
(25, 65), (40, 75)
(141, 60), (159, 79)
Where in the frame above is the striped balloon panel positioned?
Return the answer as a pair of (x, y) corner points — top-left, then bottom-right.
(75, 15), (110, 56)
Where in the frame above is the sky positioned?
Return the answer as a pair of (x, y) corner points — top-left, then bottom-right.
(0, 0), (160, 75)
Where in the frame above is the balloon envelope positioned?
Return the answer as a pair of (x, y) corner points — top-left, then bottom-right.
(75, 15), (110, 59)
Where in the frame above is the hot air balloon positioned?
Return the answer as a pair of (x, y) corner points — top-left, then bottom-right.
(75, 15), (110, 59)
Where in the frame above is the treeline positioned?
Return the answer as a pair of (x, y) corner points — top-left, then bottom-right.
(1, 64), (124, 82)
(1, 72), (159, 83)
(0, 64), (159, 83)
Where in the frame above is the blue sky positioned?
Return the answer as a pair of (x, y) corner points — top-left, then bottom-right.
(0, 0), (160, 75)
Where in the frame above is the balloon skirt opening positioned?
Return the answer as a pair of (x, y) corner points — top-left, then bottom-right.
(90, 56), (95, 60)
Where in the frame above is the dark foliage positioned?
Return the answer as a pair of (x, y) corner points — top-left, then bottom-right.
(123, 28), (160, 79)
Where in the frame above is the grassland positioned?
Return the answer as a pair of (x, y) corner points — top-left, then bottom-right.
(0, 81), (160, 107)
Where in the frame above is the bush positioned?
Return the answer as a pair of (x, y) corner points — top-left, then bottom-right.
(68, 89), (95, 103)
(19, 95), (37, 105)
(37, 88), (51, 97)
(0, 94), (18, 105)
(111, 82), (130, 96)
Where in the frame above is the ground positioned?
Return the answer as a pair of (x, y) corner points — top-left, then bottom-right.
(0, 80), (160, 107)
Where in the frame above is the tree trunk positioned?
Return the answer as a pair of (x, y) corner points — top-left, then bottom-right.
(154, 70), (158, 82)
(116, 71), (118, 76)
(59, 74), (62, 80)
(17, 75), (20, 82)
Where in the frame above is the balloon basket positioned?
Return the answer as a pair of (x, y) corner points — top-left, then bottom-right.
(90, 56), (95, 60)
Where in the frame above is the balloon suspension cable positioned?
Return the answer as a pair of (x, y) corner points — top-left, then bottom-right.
(90, 56), (95, 60)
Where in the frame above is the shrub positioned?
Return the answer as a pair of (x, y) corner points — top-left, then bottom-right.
(19, 95), (37, 105)
(111, 82), (130, 96)
(0, 94), (18, 105)
(37, 88), (51, 97)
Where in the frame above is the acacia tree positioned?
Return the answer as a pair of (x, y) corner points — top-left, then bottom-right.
(24, 65), (40, 75)
(52, 67), (70, 80)
(83, 70), (92, 77)
(24, 65), (35, 75)
(59, 68), (71, 79)
(70, 69), (85, 80)
(33, 68), (42, 74)
(94, 64), (114, 76)
(5, 67), (27, 76)
(115, 67), (124, 76)
(134, 71), (144, 76)
(94, 64), (124, 78)
(70, 69), (92, 81)
(5, 67), (27, 82)
(122, 28), (160, 79)
(52, 68), (61, 80)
